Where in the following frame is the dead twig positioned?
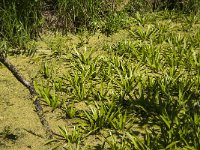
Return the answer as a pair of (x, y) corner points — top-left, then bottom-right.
(0, 53), (53, 139)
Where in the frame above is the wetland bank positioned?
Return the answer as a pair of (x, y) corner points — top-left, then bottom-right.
(0, 0), (200, 149)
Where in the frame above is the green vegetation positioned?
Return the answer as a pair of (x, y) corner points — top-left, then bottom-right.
(0, 0), (200, 149)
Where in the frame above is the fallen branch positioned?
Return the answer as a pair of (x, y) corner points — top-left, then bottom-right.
(0, 53), (53, 139)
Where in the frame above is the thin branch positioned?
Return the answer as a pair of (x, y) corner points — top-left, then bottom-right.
(0, 56), (36, 94)
(0, 54), (53, 139)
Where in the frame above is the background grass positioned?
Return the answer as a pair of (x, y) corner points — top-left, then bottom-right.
(0, 0), (199, 51)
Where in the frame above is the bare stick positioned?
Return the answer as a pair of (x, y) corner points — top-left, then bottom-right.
(0, 54), (53, 139)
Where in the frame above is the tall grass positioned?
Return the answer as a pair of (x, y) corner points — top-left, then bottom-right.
(55, 0), (103, 32)
(0, 0), (199, 52)
(126, 0), (200, 13)
(0, 0), (42, 50)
